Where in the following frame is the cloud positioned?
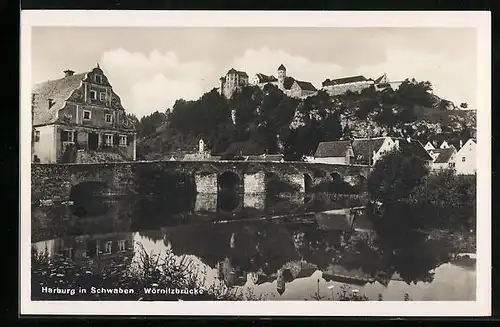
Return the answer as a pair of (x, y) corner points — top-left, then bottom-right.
(100, 48), (216, 118)
(355, 47), (476, 107)
(231, 47), (343, 86)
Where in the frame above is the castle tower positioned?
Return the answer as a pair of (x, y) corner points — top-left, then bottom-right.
(277, 64), (286, 90)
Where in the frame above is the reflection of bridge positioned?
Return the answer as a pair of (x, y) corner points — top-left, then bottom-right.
(31, 160), (371, 201)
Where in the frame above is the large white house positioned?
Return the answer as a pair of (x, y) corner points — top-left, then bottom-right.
(454, 139), (476, 175)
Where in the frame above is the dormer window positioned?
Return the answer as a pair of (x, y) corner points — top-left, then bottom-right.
(94, 74), (102, 84)
(90, 90), (97, 100)
(100, 92), (106, 101)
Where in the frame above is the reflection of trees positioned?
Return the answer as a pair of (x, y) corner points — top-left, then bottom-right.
(368, 203), (457, 285)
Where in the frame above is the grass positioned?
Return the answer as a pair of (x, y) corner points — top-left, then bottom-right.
(32, 242), (414, 301)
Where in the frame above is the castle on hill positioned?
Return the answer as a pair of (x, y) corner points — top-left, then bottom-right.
(218, 63), (395, 100)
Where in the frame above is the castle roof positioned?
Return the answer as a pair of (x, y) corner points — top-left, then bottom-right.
(322, 75), (370, 87)
(374, 73), (388, 84)
(226, 68), (248, 78)
(282, 76), (296, 90)
(314, 140), (352, 158)
(255, 73), (278, 83)
(278, 64), (286, 71)
(293, 80), (317, 92)
(32, 72), (88, 126)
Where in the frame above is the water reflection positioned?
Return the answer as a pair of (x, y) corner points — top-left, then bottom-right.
(31, 193), (476, 301)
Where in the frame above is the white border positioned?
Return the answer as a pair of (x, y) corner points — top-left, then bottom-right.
(20, 10), (491, 316)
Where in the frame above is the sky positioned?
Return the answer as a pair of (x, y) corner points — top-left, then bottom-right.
(31, 27), (477, 118)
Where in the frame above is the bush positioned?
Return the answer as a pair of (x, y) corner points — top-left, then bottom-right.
(367, 150), (429, 203)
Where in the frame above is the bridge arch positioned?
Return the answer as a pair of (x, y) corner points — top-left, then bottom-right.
(217, 191), (243, 213)
(218, 170), (244, 192)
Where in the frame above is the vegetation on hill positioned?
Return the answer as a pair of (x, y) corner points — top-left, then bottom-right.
(129, 78), (476, 160)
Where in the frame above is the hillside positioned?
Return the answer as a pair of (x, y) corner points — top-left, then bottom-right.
(134, 79), (476, 161)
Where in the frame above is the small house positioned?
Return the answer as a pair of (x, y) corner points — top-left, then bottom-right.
(313, 140), (355, 165)
(429, 146), (457, 171)
(393, 138), (434, 164)
(351, 137), (396, 166)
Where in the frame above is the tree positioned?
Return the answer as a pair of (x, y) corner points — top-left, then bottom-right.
(367, 149), (430, 203)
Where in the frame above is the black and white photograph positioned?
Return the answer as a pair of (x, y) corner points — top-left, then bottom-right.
(20, 11), (491, 316)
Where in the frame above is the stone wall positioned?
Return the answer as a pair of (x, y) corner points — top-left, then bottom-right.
(323, 83), (373, 96)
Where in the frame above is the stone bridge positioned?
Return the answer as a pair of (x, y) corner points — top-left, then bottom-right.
(31, 160), (372, 201)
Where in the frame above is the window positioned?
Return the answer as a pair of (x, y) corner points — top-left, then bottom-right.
(33, 130), (40, 142)
(119, 135), (127, 147)
(104, 241), (112, 254)
(83, 110), (91, 120)
(462, 157), (466, 162)
(95, 74), (102, 84)
(90, 90), (97, 100)
(104, 134), (113, 146)
(100, 92), (106, 101)
(105, 114), (113, 123)
(117, 240), (126, 252)
(61, 130), (74, 143)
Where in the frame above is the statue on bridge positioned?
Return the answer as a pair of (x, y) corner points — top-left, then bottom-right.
(198, 139), (206, 154)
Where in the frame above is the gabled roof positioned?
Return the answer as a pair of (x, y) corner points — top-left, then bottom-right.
(32, 72), (88, 126)
(352, 137), (388, 163)
(374, 73), (388, 84)
(278, 64), (286, 71)
(431, 146), (457, 163)
(226, 68), (248, 77)
(322, 75), (370, 87)
(293, 80), (317, 92)
(314, 140), (353, 158)
(283, 76), (296, 90)
(394, 138), (434, 161)
(255, 73), (278, 83)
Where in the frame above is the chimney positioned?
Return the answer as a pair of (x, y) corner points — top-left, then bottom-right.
(406, 136), (411, 143)
(63, 70), (74, 77)
(459, 140), (463, 149)
(395, 139), (399, 149)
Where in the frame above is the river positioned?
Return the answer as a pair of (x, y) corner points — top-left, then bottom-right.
(31, 191), (476, 301)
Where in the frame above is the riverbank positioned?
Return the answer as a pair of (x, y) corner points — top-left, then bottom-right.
(31, 243), (397, 302)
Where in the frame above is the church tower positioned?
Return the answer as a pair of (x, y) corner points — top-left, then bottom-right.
(277, 64), (286, 90)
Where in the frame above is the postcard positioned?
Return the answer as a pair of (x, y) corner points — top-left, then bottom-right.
(20, 10), (491, 316)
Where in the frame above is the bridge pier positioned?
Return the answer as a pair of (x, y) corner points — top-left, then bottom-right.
(243, 193), (266, 210)
(243, 171), (265, 194)
(195, 172), (218, 194)
(194, 193), (217, 213)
